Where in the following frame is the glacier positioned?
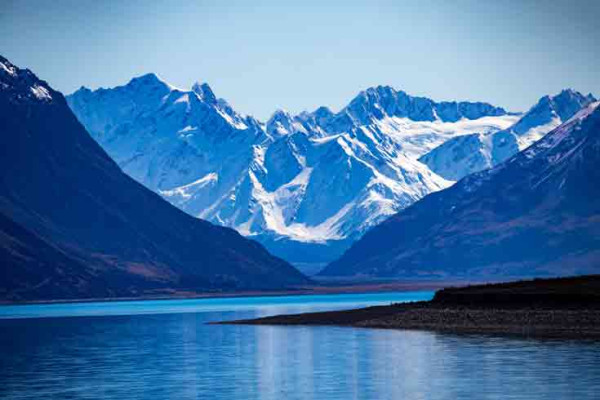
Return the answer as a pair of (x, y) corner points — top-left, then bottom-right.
(419, 89), (596, 181)
(68, 79), (563, 270)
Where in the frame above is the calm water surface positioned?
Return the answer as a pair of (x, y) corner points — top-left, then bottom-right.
(1, 291), (599, 400)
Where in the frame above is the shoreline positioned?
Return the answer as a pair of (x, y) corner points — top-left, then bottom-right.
(214, 275), (600, 339)
(0, 280), (454, 307)
(217, 302), (600, 339)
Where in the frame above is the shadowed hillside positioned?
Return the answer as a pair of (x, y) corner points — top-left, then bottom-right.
(0, 55), (310, 301)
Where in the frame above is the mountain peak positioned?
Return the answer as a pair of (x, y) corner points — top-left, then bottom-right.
(551, 88), (584, 103)
(510, 89), (596, 137)
(342, 86), (507, 124)
(548, 88), (592, 101)
(557, 88), (578, 96)
(0, 55), (55, 104)
(366, 85), (396, 95)
(269, 108), (291, 119)
(314, 106), (333, 116)
(127, 72), (166, 87)
(312, 106), (334, 125)
(548, 89), (595, 121)
(192, 82), (217, 104)
(266, 108), (295, 136)
(0, 56), (18, 78)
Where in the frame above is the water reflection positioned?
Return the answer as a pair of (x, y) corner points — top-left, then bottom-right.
(1, 294), (599, 399)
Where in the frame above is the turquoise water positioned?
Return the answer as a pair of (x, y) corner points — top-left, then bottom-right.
(1, 290), (599, 399)
(0, 291), (433, 319)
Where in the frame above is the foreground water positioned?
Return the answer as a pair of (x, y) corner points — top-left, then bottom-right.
(1, 291), (599, 400)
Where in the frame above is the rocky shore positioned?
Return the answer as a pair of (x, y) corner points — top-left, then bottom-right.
(215, 275), (600, 338)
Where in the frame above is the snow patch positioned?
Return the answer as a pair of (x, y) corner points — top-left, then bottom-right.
(30, 84), (52, 101)
(160, 173), (218, 200)
(0, 61), (16, 77)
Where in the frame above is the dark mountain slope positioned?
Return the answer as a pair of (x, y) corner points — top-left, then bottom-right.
(0, 55), (309, 301)
(0, 210), (114, 300)
(321, 101), (600, 279)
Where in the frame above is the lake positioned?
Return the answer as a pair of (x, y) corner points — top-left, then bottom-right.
(1, 291), (599, 399)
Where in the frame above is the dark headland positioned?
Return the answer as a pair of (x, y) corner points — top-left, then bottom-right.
(214, 275), (600, 339)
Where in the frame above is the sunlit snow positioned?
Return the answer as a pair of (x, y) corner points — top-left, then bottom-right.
(66, 78), (595, 263)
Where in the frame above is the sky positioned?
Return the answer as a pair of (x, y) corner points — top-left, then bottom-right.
(1, 0), (598, 120)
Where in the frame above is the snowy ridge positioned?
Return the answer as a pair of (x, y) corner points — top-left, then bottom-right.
(420, 89), (596, 182)
(321, 100), (600, 278)
(0, 56), (55, 104)
(67, 78), (586, 266)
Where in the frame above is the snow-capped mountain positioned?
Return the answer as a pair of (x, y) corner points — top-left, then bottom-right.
(0, 55), (308, 300)
(420, 89), (596, 181)
(67, 81), (519, 268)
(321, 101), (600, 279)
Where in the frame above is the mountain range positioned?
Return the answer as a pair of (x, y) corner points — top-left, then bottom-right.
(1, 52), (597, 300)
(321, 101), (600, 279)
(68, 79), (551, 269)
(0, 55), (309, 301)
(420, 89), (596, 181)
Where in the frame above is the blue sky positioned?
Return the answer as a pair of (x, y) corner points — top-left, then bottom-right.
(1, 0), (598, 119)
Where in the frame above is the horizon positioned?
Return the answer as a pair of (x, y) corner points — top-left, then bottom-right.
(1, 0), (599, 119)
